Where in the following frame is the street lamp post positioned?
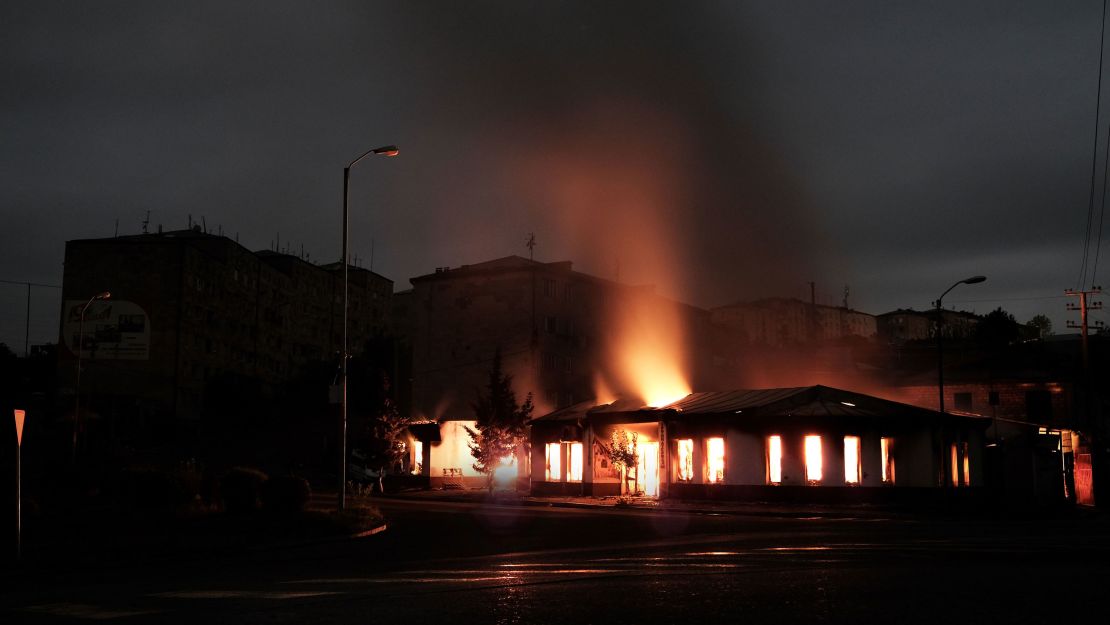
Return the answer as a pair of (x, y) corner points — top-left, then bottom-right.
(340, 145), (398, 511)
(935, 276), (986, 414)
(74, 291), (111, 463)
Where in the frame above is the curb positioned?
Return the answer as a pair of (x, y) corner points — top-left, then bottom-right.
(375, 493), (872, 519)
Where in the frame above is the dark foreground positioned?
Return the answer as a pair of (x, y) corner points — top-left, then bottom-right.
(4, 497), (1108, 624)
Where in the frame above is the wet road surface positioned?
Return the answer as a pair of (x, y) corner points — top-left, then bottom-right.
(5, 499), (1109, 623)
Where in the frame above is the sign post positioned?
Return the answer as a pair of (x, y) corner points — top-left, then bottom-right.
(14, 409), (25, 560)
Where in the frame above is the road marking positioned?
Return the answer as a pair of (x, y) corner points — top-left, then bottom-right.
(23, 603), (159, 620)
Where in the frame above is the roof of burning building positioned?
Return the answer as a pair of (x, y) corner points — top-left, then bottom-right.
(533, 385), (976, 425)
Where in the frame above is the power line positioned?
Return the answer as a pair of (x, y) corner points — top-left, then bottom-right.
(947, 294), (1070, 304)
(0, 279), (61, 289)
(1080, 0), (1109, 289)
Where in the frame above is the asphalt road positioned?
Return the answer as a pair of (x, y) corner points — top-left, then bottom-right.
(4, 499), (1109, 624)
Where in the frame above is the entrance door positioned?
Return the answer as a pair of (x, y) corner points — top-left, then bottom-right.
(637, 442), (660, 498)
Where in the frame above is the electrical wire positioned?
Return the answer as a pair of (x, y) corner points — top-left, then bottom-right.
(1080, 0), (1109, 289)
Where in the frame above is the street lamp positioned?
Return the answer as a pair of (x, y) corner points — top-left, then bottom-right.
(935, 276), (985, 414)
(74, 290), (111, 463)
(340, 144), (398, 510)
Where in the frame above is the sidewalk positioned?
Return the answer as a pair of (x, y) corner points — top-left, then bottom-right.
(378, 488), (907, 519)
(379, 488), (1106, 521)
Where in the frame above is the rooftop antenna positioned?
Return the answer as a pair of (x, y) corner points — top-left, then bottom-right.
(141, 210), (150, 234)
(114, 218), (119, 237)
(188, 214), (192, 229)
(843, 285), (850, 309)
(526, 232), (536, 261)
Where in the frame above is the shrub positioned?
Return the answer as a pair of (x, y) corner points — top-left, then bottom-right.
(116, 465), (199, 511)
(261, 475), (311, 514)
(220, 467), (269, 514)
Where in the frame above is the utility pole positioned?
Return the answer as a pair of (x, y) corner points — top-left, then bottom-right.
(1065, 287), (1103, 371)
(1067, 286), (1104, 507)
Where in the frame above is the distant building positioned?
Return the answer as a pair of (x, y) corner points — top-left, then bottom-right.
(59, 229), (393, 422)
(710, 298), (877, 347)
(876, 308), (979, 344)
(407, 255), (720, 421)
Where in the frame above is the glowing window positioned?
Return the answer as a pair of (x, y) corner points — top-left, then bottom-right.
(412, 440), (423, 475)
(880, 437), (895, 484)
(960, 442), (970, 487)
(767, 435), (783, 484)
(676, 439), (694, 481)
(568, 443), (584, 482)
(950, 443), (959, 487)
(706, 437), (725, 484)
(804, 435), (823, 484)
(843, 436), (861, 484)
(545, 442), (562, 481)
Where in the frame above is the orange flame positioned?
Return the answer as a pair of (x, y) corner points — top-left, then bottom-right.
(610, 289), (691, 408)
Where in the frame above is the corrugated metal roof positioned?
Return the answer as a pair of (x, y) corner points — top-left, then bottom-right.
(532, 385), (971, 423)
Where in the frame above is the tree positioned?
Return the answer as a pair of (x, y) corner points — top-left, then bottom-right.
(1026, 314), (1053, 339)
(603, 429), (639, 495)
(974, 307), (1022, 349)
(466, 349), (533, 491)
(352, 370), (410, 495)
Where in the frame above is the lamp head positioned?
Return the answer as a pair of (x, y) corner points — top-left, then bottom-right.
(95, 291), (111, 300)
(372, 145), (399, 157)
(962, 276), (987, 285)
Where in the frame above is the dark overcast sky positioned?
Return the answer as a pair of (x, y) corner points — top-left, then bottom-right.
(2, 1), (1108, 348)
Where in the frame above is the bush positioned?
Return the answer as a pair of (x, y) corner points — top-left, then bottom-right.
(116, 465), (200, 511)
(220, 467), (269, 514)
(262, 475), (311, 514)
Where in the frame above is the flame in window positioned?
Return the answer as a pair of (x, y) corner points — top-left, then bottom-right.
(767, 435), (783, 484)
(546, 442), (562, 481)
(843, 436), (861, 484)
(568, 443), (584, 482)
(706, 437), (725, 483)
(880, 437), (895, 484)
(677, 439), (694, 481)
(804, 435), (823, 483)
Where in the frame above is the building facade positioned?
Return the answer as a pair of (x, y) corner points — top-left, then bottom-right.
(408, 256), (720, 422)
(59, 229), (393, 422)
(710, 298), (877, 347)
(531, 386), (987, 503)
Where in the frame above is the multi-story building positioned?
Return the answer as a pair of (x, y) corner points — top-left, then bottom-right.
(876, 308), (980, 344)
(59, 228), (393, 422)
(710, 298), (876, 347)
(407, 256), (719, 423)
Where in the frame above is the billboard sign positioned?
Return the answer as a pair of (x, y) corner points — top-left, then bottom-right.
(63, 299), (150, 360)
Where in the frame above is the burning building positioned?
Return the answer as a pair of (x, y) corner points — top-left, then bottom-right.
(530, 385), (987, 502)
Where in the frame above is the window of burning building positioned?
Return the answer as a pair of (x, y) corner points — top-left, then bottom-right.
(843, 436), (861, 485)
(676, 439), (694, 481)
(412, 441), (423, 475)
(706, 437), (725, 484)
(949, 442), (970, 487)
(804, 435), (823, 484)
(767, 435), (783, 484)
(568, 443), (584, 482)
(880, 437), (895, 484)
(545, 442), (562, 481)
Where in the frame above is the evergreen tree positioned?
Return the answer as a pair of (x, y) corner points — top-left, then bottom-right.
(466, 349), (533, 491)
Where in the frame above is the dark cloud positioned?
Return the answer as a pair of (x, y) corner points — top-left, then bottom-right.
(0, 1), (1105, 348)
